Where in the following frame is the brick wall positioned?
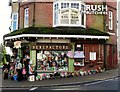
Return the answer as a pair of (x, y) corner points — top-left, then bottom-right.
(12, 2), (18, 13)
(35, 2), (53, 27)
(19, 2), (117, 31)
(19, 2), (53, 29)
(106, 2), (117, 45)
(19, 3), (35, 28)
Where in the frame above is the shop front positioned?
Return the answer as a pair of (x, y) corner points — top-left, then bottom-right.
(4, 40), (107, 81)
(31, 43), (71, 71)
(28, 39), (106, 80)
(72, 40), (105, 73)
(29, 43), (73, 80)
(3, 27), (110, 81)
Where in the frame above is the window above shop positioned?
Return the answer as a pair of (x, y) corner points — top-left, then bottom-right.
(11, 13), (18, 31)
(24, 8), (29, 28)
(53, 1), (86, 28)
(108, 11), (113, 30)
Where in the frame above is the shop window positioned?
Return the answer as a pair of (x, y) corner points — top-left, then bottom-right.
(36, 51), (68, 71)
(74, 44), (85, 67)
(74, 51), (85, 66)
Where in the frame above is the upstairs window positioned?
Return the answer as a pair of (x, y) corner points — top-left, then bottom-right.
(60, 3), (69, 24)
(71, 3), (79, 9)
(24, 8), (29, 28)
(54, 3), (59, 25)
(81, 4), (85, 26)
(53, 1), (86, 28)
(109, 11), (113, 30)
(61, 3), (69, 9)
(12, 13), (18, 31)
(71, 10), (79, 24)
(70, 3), (79, 25)
(61, 10), (69, 24)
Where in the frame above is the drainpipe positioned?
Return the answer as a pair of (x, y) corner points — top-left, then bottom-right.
(103, 40), (107, 71)
(18, 0), (20, 30)
(33, 0), (35, 27)
(103, 1), (107, 71)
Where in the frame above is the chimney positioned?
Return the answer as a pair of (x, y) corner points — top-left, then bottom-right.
(9, 0), (12, 6)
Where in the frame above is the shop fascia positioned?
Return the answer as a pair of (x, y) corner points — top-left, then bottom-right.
(31, 44), (72, 50)
(31, 44), (85, 58)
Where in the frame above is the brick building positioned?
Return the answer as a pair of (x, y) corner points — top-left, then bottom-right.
(4, 0), (118, 76)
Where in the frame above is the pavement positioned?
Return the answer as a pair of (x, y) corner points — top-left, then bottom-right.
(1, 64), (119, 88)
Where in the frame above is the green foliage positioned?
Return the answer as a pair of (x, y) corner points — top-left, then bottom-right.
(2, 45), (7, 64)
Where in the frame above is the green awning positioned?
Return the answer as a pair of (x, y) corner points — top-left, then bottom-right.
(4, 27), (109, 38)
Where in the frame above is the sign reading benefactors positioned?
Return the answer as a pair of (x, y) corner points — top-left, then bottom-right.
(31, 44), (71, 50)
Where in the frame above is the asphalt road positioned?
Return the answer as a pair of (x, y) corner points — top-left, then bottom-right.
(2, 77), (120, 92)
(34, 77), (120, 91)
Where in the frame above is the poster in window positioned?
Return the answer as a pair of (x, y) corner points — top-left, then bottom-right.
(37, 53), (42, 60)
(90, 52), (96, 60)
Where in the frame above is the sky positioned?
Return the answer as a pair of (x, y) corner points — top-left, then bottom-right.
(0, 0), (11, 44)
(0, 0), (119, 44)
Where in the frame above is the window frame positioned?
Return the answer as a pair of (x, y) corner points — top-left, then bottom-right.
(108, 11), (113, 30)
(24, 7), (29, 28)
(53, 1), (86, 28)
(54, 3), (59, 25)
(81, 4), (86, 26)
(11, 13), (18, 31)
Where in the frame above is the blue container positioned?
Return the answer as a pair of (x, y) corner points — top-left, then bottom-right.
(13, 75), (18, 81)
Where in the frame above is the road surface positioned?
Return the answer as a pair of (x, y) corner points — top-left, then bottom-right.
(2, 76), (120, 92)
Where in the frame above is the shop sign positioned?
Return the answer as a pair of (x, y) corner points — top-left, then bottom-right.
(83, 4), (108, 15)
(31, 44), (71, 50)
(14, 41), (21, 48)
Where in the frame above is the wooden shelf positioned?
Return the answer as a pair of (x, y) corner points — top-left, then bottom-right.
(97, 62), (103, 64)
(85, 61), (89, 63)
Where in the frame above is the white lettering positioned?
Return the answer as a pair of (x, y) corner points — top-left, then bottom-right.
(102, 5), (107, 11)
(97, 5), (102, 11)
(85, 4), (107, 15)
(91, 5), (97, 11)
(86, 5), (91, 11)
